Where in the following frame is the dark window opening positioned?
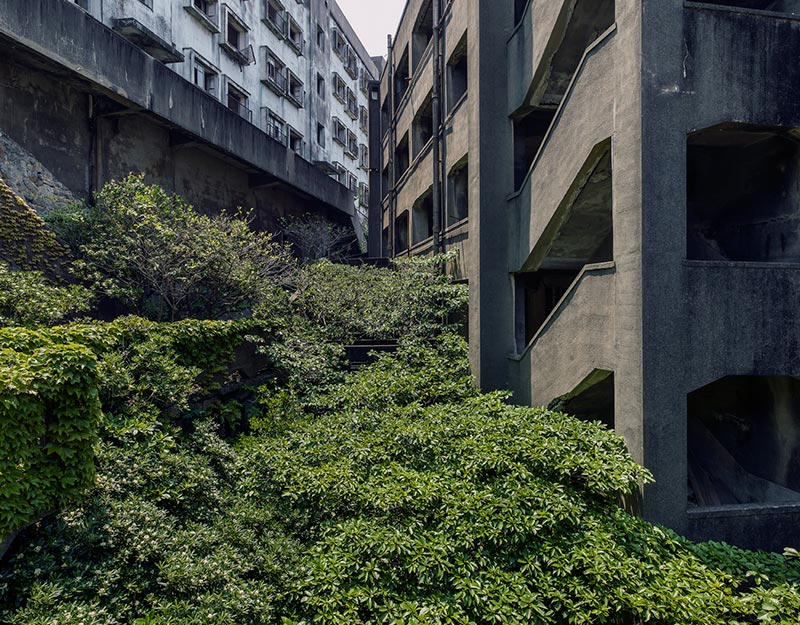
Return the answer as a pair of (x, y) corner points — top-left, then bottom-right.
(381, 95), (390, 138)
(413, 93), (434, 159)
(316, 123), (325, 147)
(514, 0), (529, 24)
(513, 108), (557, 190)
(688, 376), (800, 507)
(698, 1), (799, 11)
(514, 146), (613, 351)
(447, 161), (469, 225)
(688, 123), (800, 263)
(447, 35), (468, 112)
(412, 0), (434, 73)
(394, 46), (410, 109)
(551, 370), (615, 430)
(395, 132), (410, 180)
(412, 189), (434, 245)
(395, 211), (409, 253)
(382, 163), (390, 200)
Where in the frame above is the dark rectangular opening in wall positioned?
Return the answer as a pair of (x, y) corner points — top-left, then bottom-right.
(394, 46), (410, 109)
(412, 189), (434, 245)
(554, 371), (615, 430)
(447, 161), (469, 224)
(447, 35), (468, 112)
(687, 124), (800, 262)
(514, 108), (557, 190)
(381, 95), (390, 137)
(688, 376), (800, 507)
(698, 1), (799, 11)
(382, 163), (390, 200)
(395, 132), (410, 180)
(515, 269), (579, 347)
(413, 93), (434, 159)
(515, 0), (529, 23)
(395, 211), (409, 253)
(411, 0), (434, 73)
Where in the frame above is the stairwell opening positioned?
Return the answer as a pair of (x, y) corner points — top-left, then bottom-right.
(687, 124), (800, 262)
(688, 375), (800, 508)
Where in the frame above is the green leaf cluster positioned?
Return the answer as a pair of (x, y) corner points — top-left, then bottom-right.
(0, 264), (91, 327)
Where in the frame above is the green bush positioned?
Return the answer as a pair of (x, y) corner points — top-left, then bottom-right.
(60, 175), (295, 321)
(0, 263), (91, 327)
(286, 253), (468, 343)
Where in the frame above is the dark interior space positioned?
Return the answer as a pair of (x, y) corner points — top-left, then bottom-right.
(513, 108), (557, 190)
(553, 370), (615, 430)
(515, 0), (530, 24)
(395, 210), (409, 253)
(412, 93), (434, 159)
(687, 124), (800, 262)
(411, 0), (434, 73)
(698, 0), (800, 11)
(447, 160), (469, 224)
(447, 34), (468, 112)
(412, 188), (434, 245)
(688, 375), (800, 507)
(395, 132), (410, 180)
(394, 46), (410, 109)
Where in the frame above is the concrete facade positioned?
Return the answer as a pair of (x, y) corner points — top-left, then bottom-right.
(0, 0), (376, 232)
(373, 0), (800, 551)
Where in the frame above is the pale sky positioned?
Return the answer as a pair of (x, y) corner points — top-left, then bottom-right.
(336, 0), (407, 58)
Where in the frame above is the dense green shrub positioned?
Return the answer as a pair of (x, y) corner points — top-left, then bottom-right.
(0, 264), (91, 327)
(0, 339), (101, 540)
(54, 176), (295, 321)
(286, 253), (468, 343)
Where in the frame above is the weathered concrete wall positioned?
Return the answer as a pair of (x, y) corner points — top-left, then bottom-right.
(0, 133), (76, 214)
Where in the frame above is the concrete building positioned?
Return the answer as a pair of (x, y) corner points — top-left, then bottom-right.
(0, 0), (376, 235)
(374, 0), (800, 551)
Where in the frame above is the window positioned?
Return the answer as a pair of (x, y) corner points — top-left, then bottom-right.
(287, 15), (304, 54)
(190, 52), (219, 97)
(316, 24), (325, 49)
(332, 28), (347, 60)
(447, 34), (468, 112)
(316, 73), (325, 99)
(332, 161), (346, 184)
(226, 79), (251, 122)
(288, 126), (305, 155)
(185, 0), (219, 32)
(221, 8), (254, 65)
(358, 182), (369, 207)
(348, 173), (358, 194)
(265, 109), (286, 144)
(359, 68), (370, 96)
(359, 106), (369, 132)
(316, 123), (326, 147)
(447, 160), (469, 224)
(332, 118), (347, 146)
(411, 0), (434, 73)
(346, 130), (358, 159)
(359, 144), (369, 171)
(346, 88), (358, 120)
(345, 47), (359, 79)
(333, 73), (347, 103)
(286, 69), (304, 108)
(263, 49), (287, 94)
(264, 0), (286, 37)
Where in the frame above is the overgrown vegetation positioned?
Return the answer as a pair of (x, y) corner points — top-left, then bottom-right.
(1, 177), (799, 624)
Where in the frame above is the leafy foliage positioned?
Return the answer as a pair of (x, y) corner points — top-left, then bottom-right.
(286, 253), (468, 344)
(0, 337), (100, 540)
(0, 264), (91, 327)
(281, 214), (356, 262)
(61, 175), (295, 321)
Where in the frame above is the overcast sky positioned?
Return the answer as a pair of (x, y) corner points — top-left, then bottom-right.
(336, 0), (407, 58)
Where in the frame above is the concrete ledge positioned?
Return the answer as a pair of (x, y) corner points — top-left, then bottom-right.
(0, 0), (352, 216)
(688, 502), (800, 551)
(684, 1), (800, 22)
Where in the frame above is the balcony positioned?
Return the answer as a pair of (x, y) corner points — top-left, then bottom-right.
(112, 18), (184, 63)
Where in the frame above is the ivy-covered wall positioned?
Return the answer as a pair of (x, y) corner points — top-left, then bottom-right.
(0, 177), (70, 273)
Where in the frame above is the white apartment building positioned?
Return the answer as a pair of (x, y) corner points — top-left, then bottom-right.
(70, 0), (377, 221)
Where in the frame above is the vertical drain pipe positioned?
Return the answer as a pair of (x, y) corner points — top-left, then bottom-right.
(431, 0), (442, 256)
(387, 35), (396, 258)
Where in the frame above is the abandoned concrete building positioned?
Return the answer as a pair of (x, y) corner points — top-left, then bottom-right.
(373, 0), (800, 551)
(0, 0), (377, 234)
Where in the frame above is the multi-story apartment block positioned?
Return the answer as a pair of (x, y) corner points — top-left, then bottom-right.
(0, 0), (375, 236)
(374, 0), (800, 552)
(72, 0), (377, 221)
